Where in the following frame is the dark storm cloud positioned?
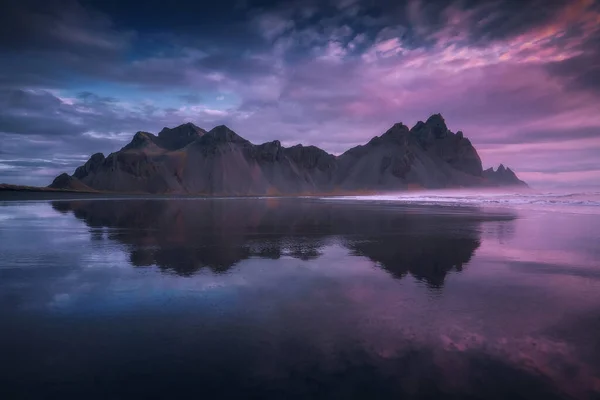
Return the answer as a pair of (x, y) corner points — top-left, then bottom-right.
(0, 0), (133, 53)
(0, 88), (134, 184)
(0, 0), (268, 91)
(0, 88), (230, 139)
(0, 135), (112, 185)
(463, 0), (571, 42)
(0, 0), (131, 89)
(0, 0), (593, 92)
(0, 89), (85, 136)
(545, 33), (600, 93)
(0, 89), (162, 140)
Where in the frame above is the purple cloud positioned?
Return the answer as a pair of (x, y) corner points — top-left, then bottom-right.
(0, 0), (599, 188)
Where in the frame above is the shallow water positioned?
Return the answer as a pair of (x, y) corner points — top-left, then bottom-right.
(328, 190), (600, 214)
(1, 198), (599, 399)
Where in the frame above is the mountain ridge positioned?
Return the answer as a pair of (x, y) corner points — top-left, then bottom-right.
(49, 114), (528, 194)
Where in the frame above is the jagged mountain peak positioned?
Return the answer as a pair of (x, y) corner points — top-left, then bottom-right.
(410, 114), (449, 138)
(51, 115), (527, 194)
(49, 173), (93, 191)
(426, 113), (447, 127)
(158, 122), (205, 138)
(154, 123), (206, 150)
(159, 121), (203, 133)
(123, 131), (157, 150)
(425, 113), (448, 137)
(483, 164), (527, 187)
(374, 122), (410, 146)
(384, 122), (410, 135)
(208, 124), (235, 134)
(205, 125), (248, 143)
(283, 144), (336, 170)
(410, 120), (426, 132)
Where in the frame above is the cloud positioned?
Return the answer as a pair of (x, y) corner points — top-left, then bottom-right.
(0, 0), (599, 187)
(545, 36), (600, 94)
(179, 94), (203, 104)
(253, 11), (295, 40)
(0, 0), (134, 53)
(0, 88), (237, 184)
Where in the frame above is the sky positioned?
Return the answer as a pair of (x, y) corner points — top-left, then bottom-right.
(0, 0), (599, 189)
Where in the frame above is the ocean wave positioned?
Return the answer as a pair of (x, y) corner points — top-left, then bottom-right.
(322, 191), (600, 213)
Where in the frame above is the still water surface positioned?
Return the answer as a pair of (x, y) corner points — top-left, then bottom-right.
(1, 198), (599, 399)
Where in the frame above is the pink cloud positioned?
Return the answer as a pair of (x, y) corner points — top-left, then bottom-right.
(4, 0), (599, 188)
(214, 0), (600, 188)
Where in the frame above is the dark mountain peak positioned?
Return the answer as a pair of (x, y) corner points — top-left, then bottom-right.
(123, 131), (158, 151)
(411, 121), (426, 132)
(73, 152), (106, 179)
(48, 173), (92, 191)
(256, 140), (283, 161)
(426, 113), (446, 126)
(410, 116), (481, 175)
(90, 152), (105, 162)
(157, 123), (205, 150)
(483, 164), (527, 187)
(287, 144), (329, 153)
(384, 122), (410, 135)
(209, 124), (234, 133)
(49, 173), (71, 187)
(52, 114), (527, 194)
(410, 120), (435, 148)
(379, 122), (410, 145)
(134, 131), (153, 139)
(283, 144), (336, 170)
(425, 113), (448, 137)
(206, 125), (248, 143)
(158, 122), (204, 137)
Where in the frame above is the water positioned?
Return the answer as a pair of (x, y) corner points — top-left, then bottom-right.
(0, 197), (599, 399)
(327, 190), (600, 214)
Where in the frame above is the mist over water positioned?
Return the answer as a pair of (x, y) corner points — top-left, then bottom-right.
(1, 197), (599, 399)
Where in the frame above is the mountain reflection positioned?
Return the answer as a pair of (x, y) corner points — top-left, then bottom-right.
(51, 199), (513, 286)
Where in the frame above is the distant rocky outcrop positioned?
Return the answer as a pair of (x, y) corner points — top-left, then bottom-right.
(483, 164), (528, 187)
(49, 173), (94, 191)
(50, 114), (527, 194)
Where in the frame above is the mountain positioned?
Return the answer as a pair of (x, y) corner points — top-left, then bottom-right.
(483, 164), (528, 187)
(50, 114), (527, 194)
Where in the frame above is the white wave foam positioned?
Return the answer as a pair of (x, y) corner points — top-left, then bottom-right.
(321, 190), (600, 214)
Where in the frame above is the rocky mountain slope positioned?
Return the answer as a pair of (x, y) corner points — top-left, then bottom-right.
(483, 164), (528, 186)
(50, 114), (527, 194)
